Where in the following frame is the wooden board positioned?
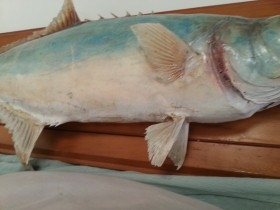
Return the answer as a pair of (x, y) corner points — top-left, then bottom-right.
(0, 0), (280, 178)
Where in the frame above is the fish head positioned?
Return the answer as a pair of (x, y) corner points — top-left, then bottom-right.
(256, 16), (280, 79)
(209, 16), (280, 107)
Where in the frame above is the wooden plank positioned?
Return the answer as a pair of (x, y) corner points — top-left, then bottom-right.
(1, 1), (280, 177)
(0, 126), (279, 178)
(160, 0), (280, 18)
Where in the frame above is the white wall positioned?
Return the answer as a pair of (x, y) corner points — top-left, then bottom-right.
(0, 0), (252, 33)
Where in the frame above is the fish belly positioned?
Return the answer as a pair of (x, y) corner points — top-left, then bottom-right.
(0, 49), (260, 126)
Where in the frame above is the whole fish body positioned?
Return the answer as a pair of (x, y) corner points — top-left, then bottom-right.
(0, 0), (280, 169)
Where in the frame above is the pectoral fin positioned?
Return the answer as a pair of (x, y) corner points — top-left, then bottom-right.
(145, 116), (189, 169)
(131, 23), (194, 83)
(0, 104), (44, 165)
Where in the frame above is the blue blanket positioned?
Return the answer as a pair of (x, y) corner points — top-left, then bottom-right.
(1, 154), (279, 210)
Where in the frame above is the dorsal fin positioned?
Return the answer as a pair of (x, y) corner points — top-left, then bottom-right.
(0, 0), (81, 54)
(44, 0), (80, 34)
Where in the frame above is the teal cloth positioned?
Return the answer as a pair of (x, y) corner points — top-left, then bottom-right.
(1, 154), (280, 210)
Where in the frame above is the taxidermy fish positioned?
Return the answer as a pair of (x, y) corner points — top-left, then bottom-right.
(0, 0), (279, 169)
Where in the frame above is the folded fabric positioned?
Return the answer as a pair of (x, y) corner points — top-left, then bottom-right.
(0, 171), (221, 210)
(1, 154), (280, 210)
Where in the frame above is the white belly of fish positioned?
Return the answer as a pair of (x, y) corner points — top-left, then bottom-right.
(0, 49), (257, 126)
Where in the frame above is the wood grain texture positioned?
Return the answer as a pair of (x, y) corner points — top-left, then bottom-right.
(160, 0), (280, 17)
(0, 0), (280, 177)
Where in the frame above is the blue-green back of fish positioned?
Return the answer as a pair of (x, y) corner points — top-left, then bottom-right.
(1, 15), (248, 75)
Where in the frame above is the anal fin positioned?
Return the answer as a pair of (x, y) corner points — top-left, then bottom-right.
(145, 116), (189, 169)
(0, 103), (44, 165)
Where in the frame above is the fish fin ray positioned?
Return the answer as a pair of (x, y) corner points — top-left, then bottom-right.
(41, 0), (81, 35)
(131, 23), (192, 82)
(168, 122), (189, 169)
(145, 116), (187, 167)
(0, 0), (81, 54)
(0, 104), (44, 164)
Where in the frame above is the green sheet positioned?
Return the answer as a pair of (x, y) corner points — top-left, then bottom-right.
(1, 154), (279, 210)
